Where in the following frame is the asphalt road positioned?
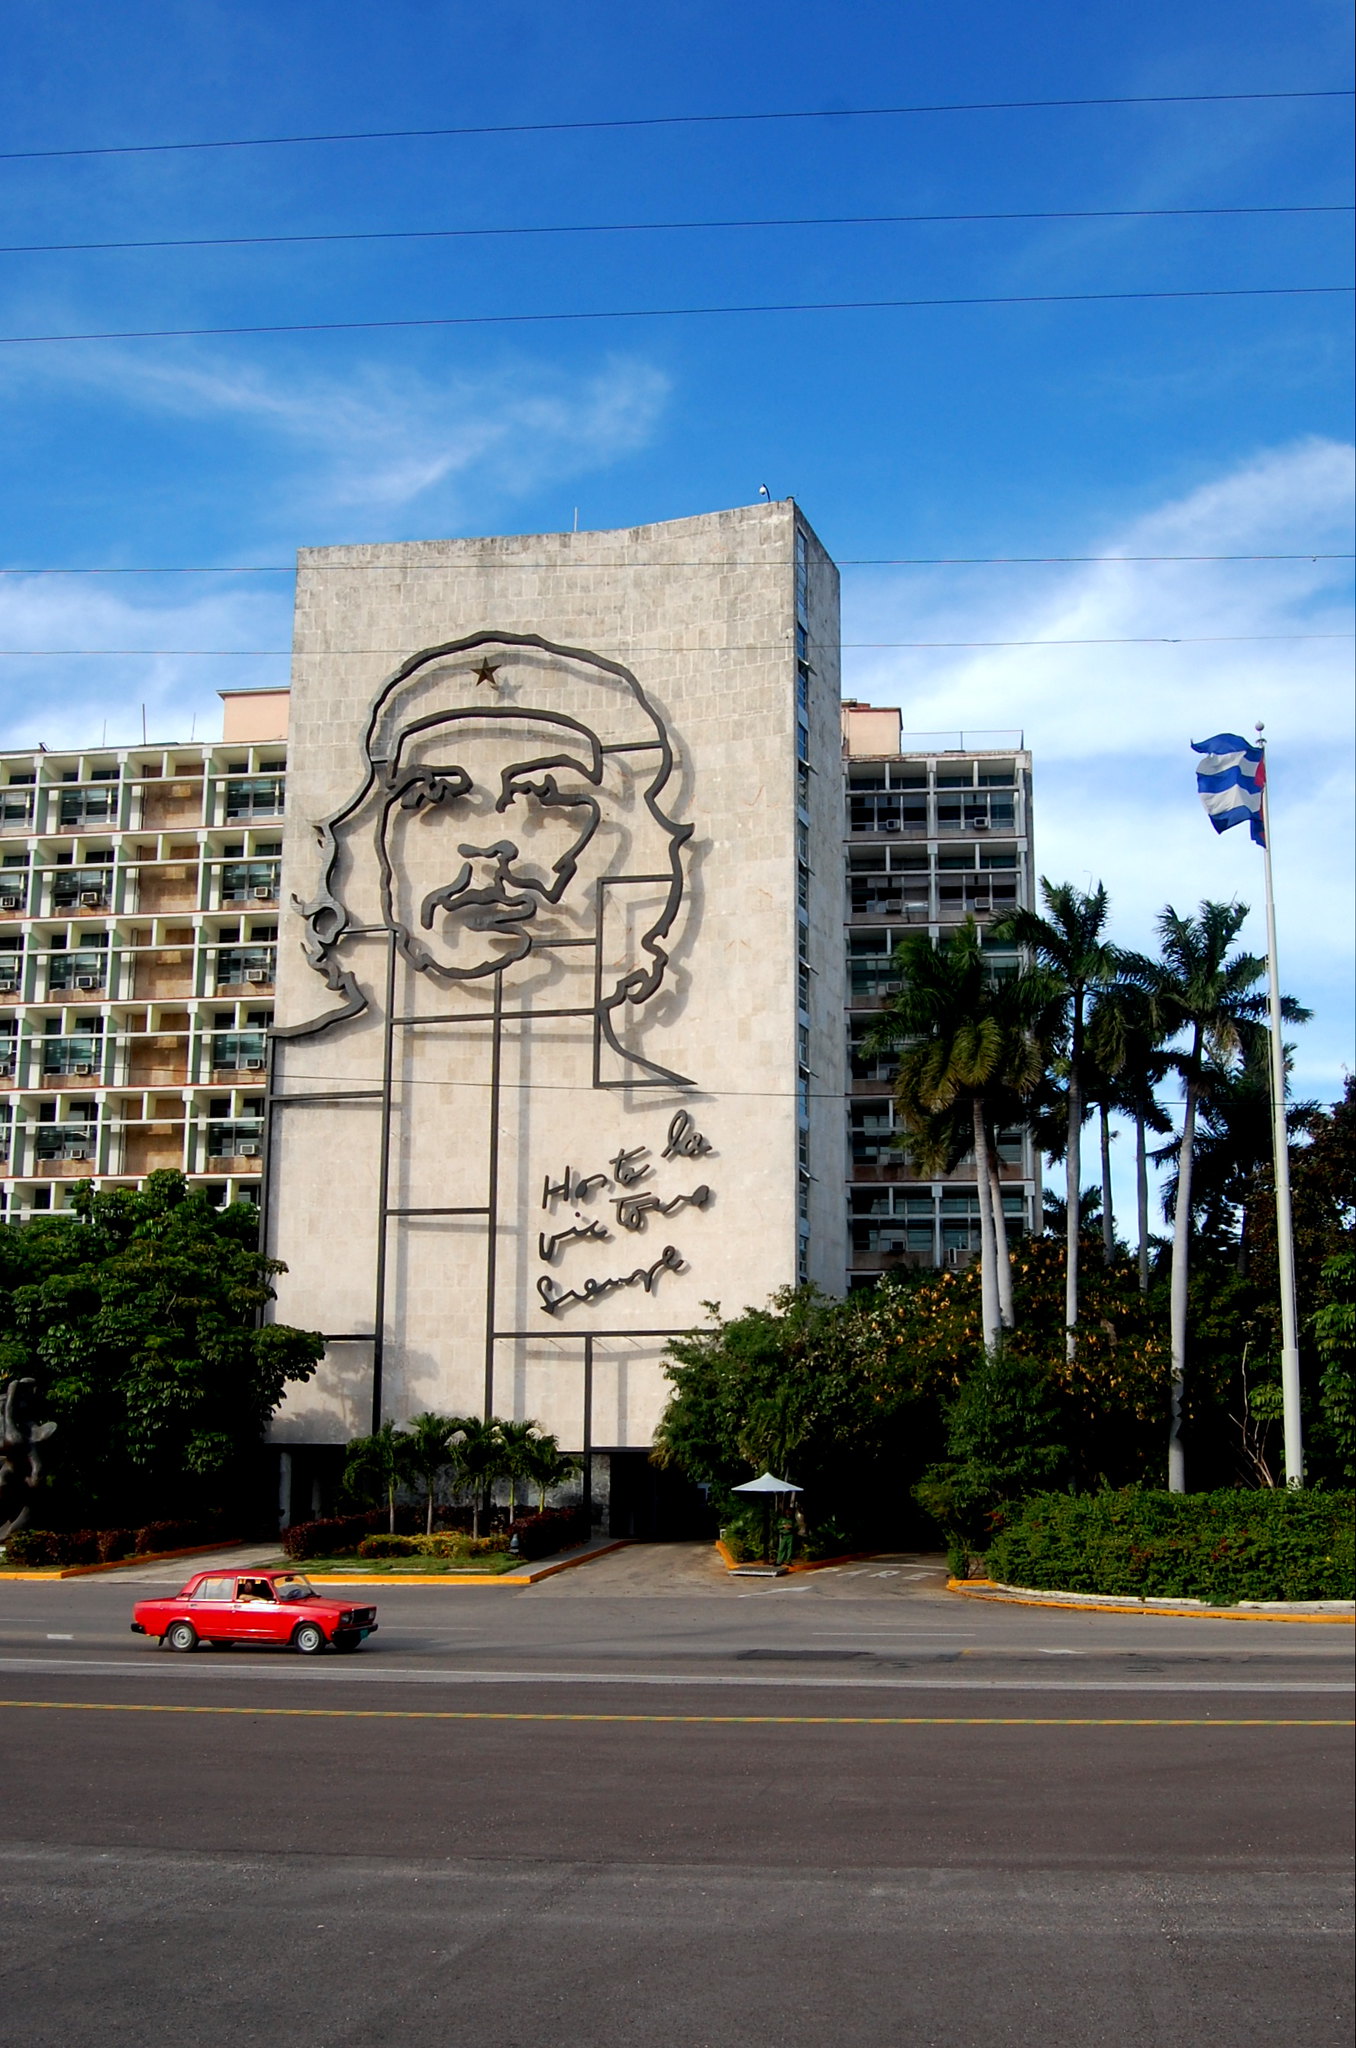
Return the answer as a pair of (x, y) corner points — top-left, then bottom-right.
(0, 1545), (1350, 2047)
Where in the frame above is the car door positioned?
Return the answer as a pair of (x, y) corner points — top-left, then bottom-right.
(190, 1576), (238, 1641)
(231, 1577), (283, 1643)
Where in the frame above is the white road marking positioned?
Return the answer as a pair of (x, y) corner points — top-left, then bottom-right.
(45, 1634), (73, 1642)
(0, 1655), (1346, 1694)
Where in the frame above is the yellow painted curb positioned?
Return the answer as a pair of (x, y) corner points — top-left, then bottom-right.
(948, 1578), (1355, 1624)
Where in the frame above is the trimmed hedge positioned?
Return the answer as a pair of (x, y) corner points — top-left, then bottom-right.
(507, 1506), (590, 1561)
(985, 1488), (1355, 1604)
(4, 1517), (221, 1568)
(356, 1533), (507, 1561)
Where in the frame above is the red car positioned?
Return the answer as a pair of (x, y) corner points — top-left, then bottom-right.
(131, 1568), (378, 1655)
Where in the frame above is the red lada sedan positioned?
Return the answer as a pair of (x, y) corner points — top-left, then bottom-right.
(132, 1569), (378, 1655)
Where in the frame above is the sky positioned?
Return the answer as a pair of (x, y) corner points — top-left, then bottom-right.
(0, 0), (1351, 1210)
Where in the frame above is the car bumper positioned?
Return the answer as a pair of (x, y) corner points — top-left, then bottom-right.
(129, 1622), (146, 1634)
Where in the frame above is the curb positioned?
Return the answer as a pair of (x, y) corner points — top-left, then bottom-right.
(303, 1540), (632, 1587)
(0, 1540), (248, 1581)
(948, 1577), (1356, 1624)
(715, 1539), (879, 1576)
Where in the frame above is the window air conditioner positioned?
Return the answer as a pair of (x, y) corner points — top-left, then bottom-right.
(66, 1146), (88, 1161)
(243, 1056), (265, 1070)
(252, 885), (273, 900)
(0, 979), (17, 994)
(74, 975), (98, 989)
(970, 818), (989, 831)
(79, 890), (103, 905)
(882, 819), (900, 831)
(244, 968), (268, 983)
(238, 1142), (260, 1157)
(73, 1063), (95, 1075)
(0, 895), (19, 910)
(882, 979), (903, 994)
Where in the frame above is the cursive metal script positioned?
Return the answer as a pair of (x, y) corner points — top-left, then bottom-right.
(612, 1185), (713, 1232)
(537, 1244), (685, 1316)
(542, 1166), (610, 1208)
(661, 1110), (713, 1160)
(538, 1218), (611, 1263)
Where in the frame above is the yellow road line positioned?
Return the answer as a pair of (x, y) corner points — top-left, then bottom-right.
(0, 1699), (1348, 1727)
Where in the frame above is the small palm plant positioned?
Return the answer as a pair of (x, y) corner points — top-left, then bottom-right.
(341, 1421), (408, 1534)
(518, 1431), (581, 1514)
(497, 1419), (543, 1521)
(399, 1412), (466, 1534)
(449, 1417), (511, 1537)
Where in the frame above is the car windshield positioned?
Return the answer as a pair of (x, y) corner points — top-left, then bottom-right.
(271, 1574), (320, 1602)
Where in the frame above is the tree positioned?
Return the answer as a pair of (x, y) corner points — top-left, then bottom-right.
(994, 881), (1119, 1359)
(516, 1431), (581, 1513)
(1124, 901), (1307, 1491)
(399, 1412), (466, 1533)
(1313, 1251), (1356, 1485)
(915, 1348), (1067, 1564)
(869, 920), (1055, 1354)
(497, 1418), (542, 1520)
(0, 1171), (322, 1526)
(1087, 981), (1173, 1292)
(341, 1421), (409, 1532)
(448, 1416), (510, 1535)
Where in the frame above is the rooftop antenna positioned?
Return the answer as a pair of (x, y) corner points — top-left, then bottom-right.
(573, 507), (579, 531)
(141, 704), (147, 745)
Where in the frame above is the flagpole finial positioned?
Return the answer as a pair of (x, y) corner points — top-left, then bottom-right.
(1255, 721), (1265, 736)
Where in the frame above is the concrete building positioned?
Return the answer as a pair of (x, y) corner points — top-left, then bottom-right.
(0, 690), (288, 1217)
(841, 704), (1040, 1288)
(265, 504), (846, 1524)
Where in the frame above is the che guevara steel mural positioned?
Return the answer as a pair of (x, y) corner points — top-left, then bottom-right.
(270, 632), (714, 1425)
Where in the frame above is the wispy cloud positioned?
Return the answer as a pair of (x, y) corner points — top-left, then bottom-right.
(6, 343), (671, 531)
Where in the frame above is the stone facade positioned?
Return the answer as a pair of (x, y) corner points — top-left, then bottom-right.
(266, 503), (846, 1465)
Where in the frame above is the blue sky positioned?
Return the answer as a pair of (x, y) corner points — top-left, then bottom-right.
(0, 1), (1351, 1181)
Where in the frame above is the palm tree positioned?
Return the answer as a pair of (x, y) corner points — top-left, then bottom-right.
(518, 1431), (581, 1513)
(870, 920), (1055, 1353)
(1087, 981), (1172, 1292)
(994, 882), (1119, 1358)
(399, 1412), (466, 1534)
(1123, 901), (1307, 1490)
(497, 1418), (543, 1521)
(448, 1416), (510, 1536)
(341, 1420), (408, 1533)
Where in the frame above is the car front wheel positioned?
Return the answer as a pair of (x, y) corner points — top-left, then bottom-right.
(165, 1621), (198, 1653)
(293, 1622), (327, 1656)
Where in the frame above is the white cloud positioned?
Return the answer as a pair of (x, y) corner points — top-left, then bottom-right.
(843, 437), (1356, 1101)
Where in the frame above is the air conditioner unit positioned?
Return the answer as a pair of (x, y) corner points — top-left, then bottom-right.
(970, 818), (989, 831)
(244, 968), (268, 983)
(73, 1063), (95, 1076)
(243, 1056), (265, 1071)
(0, 979), (17, 994)
(882, 979), (904, 995)
(252, 885), (273, 900)
(74, 975), (98, 989)
(79, 890), (103, 905)
(882, 819), (901, 831)
(65, 1146), (88, 1161)
(238, 1142), (260, 1157)
(0, 895), (19, 910)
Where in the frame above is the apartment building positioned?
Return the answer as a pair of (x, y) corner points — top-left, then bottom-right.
(842, 703), (1040, 1288)
(0, 687), (289, 1216)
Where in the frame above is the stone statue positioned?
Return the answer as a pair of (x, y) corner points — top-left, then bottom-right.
(0, 1378), (56, 1541)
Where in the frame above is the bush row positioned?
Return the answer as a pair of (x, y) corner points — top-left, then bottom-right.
(984, 1488), (1355, 1604)
(280, 1511), (388, 1560)
(507, 1505), (591, 1560)
(4, 1518), (226, 1568)
(357, 1533), (507, 1560)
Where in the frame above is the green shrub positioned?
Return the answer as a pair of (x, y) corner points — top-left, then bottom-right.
(985, 1488), (1355, 1604)
(356, 1533), (420, 1558)
(355, 1532), (508, 1561)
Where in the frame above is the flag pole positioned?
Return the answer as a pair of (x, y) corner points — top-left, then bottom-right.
(1255, 723), (1303, 1485)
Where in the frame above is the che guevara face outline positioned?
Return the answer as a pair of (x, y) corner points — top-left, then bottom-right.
(376, 708), (607, 982)
(279, 632), (694, 1088)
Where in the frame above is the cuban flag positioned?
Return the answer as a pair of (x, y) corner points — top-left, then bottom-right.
(1191, 732), (1266, 847)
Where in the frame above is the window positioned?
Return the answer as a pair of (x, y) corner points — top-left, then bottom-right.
(224, 775), (285, 821)
(221, 859), (280, 904)
(0, 788), (33, 827)
(52, 865), (113, 910)
(207, 1116), (264, 1159)
(797, 865), (810, 911)
(211, 1031), (268, 1071)
(42, 1028), (102, 1077)
(215, 944), (276, 988)
(48, 936), (108, 992)
(193, 1578), (235, 1603)
(58, 785), (118, 827)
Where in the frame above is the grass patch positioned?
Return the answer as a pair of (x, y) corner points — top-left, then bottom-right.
(282, 1552), (526, 1577)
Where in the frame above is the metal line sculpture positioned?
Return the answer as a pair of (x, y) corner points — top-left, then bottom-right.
(275, 630), (694, 1086)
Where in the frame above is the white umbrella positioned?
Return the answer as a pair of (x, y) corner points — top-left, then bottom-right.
(731, 1471), (802, 1495)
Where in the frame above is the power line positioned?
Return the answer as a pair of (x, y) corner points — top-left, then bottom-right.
(0, 635), (1349, 656)
(3, 283), (1350, 347)
(1, 555), (1350, 576)
(3, 88), (1350, 163)
(5, 201), (1350, 259)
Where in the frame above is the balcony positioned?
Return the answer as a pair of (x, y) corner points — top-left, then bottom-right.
(34, 1125), (99, 1171)
(41, 1037), (103, 1082)
(214, 947), (275, 990)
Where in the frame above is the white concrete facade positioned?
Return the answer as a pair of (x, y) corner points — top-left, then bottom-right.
(266, 503), (845, 1458)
